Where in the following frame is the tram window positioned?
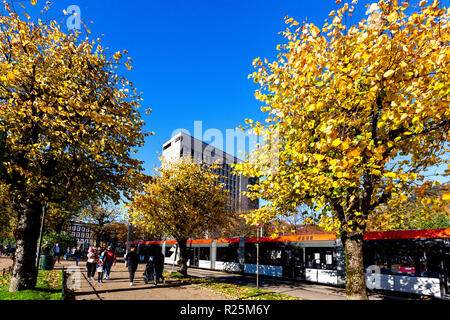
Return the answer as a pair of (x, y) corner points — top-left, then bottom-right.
(165, 246), (175, 257)
(305, 248), (337, 270)
(199, 247), (210, 260)
(245, 243), (257, 264)
(261, 247), (283, 266)
(216, 246), (239, 262)
(363, 245), (443, 278)
(245, 243), (285, 265)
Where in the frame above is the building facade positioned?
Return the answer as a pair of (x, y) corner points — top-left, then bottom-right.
(64, 221), (94, 251)
(162, 132), (259, 212)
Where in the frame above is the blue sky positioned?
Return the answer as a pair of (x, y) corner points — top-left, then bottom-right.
(23, 0), (359, 174)
(20, 0), (449, 183)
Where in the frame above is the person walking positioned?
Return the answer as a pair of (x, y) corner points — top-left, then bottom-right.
(96, 253), (105, 283)
(86, 247), (97, 281)
(64, 248), (70, 260)
(153, 247), (165, 285)
(74, 247), (81, 266)
(52, 243), (61, 263)
(125, 247), (140, 286)
(103, 246), (116, 280)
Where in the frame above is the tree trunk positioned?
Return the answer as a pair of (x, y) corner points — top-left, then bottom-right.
(177, 239), (188, 276)
(9, 197), (42, 292)
(342, 231), (368, 300)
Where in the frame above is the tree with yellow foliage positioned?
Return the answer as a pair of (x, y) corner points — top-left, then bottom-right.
(0, 1), (149, 291)
(234, 0), (449, 299)
(366, 181), (450, 231)
(127, 159), (229, 276)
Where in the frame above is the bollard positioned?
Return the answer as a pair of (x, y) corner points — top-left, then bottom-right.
(61, 266), (65, 300)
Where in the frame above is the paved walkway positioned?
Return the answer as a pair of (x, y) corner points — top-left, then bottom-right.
(53, 259), (230, 300)
(0, 257), (13, 271)
(53, 258), (410, 300)
(185, 267), (410, 300)
(3, 255), (411, 300)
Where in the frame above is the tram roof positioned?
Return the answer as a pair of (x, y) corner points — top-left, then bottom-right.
(128, 228), (450, 245)
(364, 228), (450, 240)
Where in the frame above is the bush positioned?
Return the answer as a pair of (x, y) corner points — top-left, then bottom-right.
(41, 233), (77, 255)
(1, 237), (16, 246)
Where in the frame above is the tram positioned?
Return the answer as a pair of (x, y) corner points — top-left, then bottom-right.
(130, 228), (450, 299)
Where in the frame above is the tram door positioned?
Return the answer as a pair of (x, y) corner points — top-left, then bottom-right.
(293, 248), (305, 280)
(445, 249), (450, 295)
(283, 248), (305, 280)
(189, 247), (199, 267)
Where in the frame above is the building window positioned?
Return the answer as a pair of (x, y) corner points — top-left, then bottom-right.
(76, 232), (80, 238)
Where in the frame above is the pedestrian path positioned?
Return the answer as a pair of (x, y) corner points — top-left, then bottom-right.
(53, 259), (409, 300)
(54, 259), (229, 300)
(184, 267), (409, 300)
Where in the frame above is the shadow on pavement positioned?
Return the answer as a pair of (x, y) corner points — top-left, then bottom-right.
(76, 282), (188, 296)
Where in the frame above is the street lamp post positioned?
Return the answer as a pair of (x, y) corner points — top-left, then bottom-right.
(126, 222), (133, 255)
(171, 244), (178, 273)
(36, 204), (47, 270)
(256, 223), (263, 289)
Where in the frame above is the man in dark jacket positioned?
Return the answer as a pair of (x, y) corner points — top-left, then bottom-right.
(74, 247), (81, 266)
(125, 247), (140, 286)
(153, 248), (165, 285)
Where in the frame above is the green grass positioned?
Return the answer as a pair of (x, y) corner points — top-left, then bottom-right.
(0, 270), (63, 300)
(200, 281), (301, 300)
(165, 271), (301, 300)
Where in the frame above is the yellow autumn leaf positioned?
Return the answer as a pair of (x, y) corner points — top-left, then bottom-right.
(384, 172), (397, 179)
(383, 70), (395, 78)
(331, 138), (341, 147)
(347, 148), (360, 158)
(341, 140), (350, 150)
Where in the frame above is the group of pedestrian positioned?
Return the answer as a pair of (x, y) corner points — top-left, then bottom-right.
(125, 246), (165, 287)
(0, 243), (15, 257)
(63, 247), (82, 264)
(50, 244), (83, 265)
(86, 246), (117, 284)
